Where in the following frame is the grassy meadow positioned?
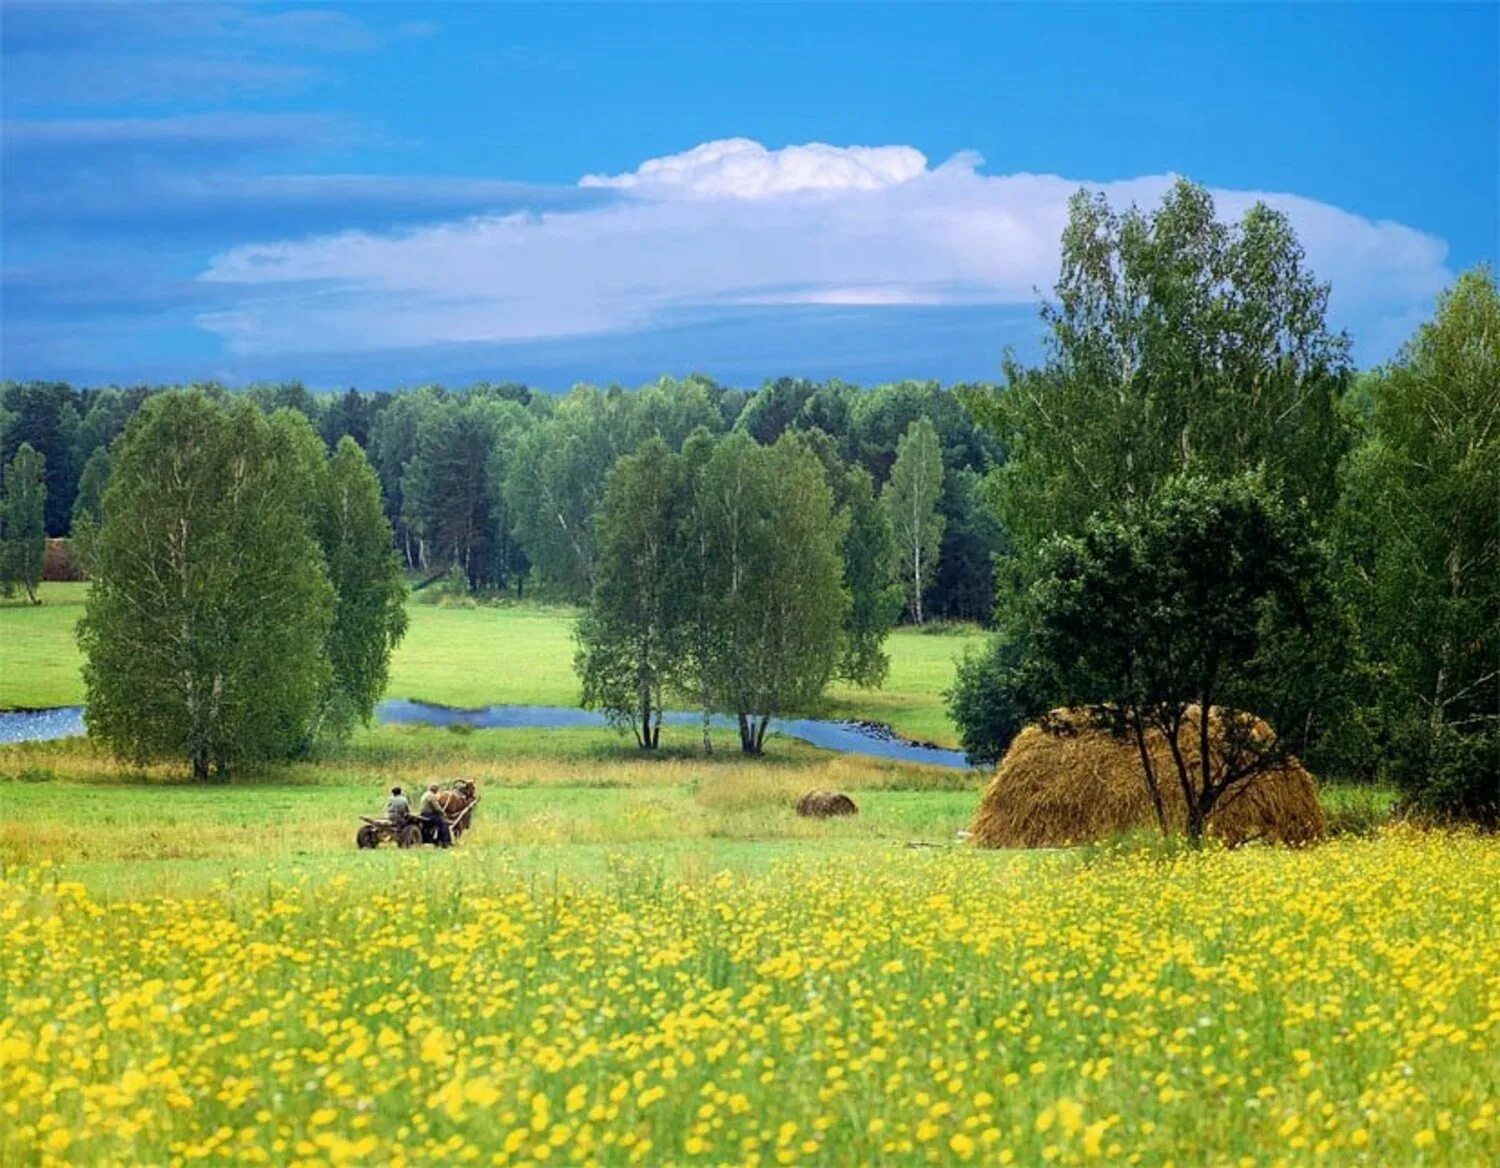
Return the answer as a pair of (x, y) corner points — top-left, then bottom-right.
(4, 584), (1496, 1167)
(0, 583), (979, 745)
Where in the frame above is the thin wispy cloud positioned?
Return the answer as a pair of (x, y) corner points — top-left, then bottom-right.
(197, 139), (1451, 358)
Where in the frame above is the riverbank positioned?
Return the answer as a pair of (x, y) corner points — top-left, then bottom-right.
(0, 584), (985, 746)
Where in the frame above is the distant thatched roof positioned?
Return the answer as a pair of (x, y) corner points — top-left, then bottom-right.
(971, 707), (1325, 848)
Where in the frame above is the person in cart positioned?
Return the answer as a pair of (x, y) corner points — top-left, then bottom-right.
(418, 783), (453, 848)
(386, 786), (411, 824)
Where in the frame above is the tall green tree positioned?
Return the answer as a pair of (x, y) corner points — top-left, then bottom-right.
(316, 437), (409, 735)
(883, 418), (945, 624)
(1335, 268), (1500, 818)
(0, 382), (79, 536)
(369, 386), (443, 568)
(1, 443), (47, 603)
(963, 179), (1350, 564)
(694, 434), (849, 753)
(951, 179), (1352, 758)
(505, 387), (621, 596)
(69, 445), (111, 573)
(835, 463), (902, 687)
(78, 393), (334, 780)
(575, 439), (684, 748)
(402, 397), (529, 589)
(781, 427), (902, 688)
(674, 428), (727, 754)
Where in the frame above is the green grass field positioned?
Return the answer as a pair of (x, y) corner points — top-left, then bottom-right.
(6, 587), (1494, 1167)
(0, 582), (982, 743)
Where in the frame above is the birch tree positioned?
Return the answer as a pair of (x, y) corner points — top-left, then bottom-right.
(78, 393), (334, 779)
(883, 417), (945, 624)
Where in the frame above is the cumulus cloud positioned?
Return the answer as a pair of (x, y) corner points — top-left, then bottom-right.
(581, 137), (928, 198)
(197, 139), (1451, 357)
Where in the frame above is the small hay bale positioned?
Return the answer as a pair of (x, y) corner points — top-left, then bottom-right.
(970, 707), (1325, 848)
(796, 789), (859, 818)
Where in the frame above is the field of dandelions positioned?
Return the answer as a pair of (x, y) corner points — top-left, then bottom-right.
(3, 829), (1497, 1167)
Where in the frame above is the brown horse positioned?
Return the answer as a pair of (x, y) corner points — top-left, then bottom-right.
(434, 779), (480, 838)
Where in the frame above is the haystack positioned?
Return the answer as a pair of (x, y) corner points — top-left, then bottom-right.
(797, 789), (859, 818)
(970, 707), (1324, 848)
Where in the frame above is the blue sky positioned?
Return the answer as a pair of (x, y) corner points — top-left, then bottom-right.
(2, 2), (1495, 390)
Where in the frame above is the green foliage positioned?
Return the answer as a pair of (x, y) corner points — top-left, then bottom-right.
(317, 438), (408, 734)
(945, 635), (1028, 766)
(933, 467), (1005, 624)
(69, 445), (111, 571)
(1334, 267), (1500, 820)
(77, 392), (336, 779)
(964, 179), (1350, 567)
(506, 387), (626, 595)
(0, 382), (77, 536)
(883, 418), (945, 624)
(1023, 475), (1324, 840)
(575, 439), (685, 748)
(1, 443), (48, 603)
(402, 396), (531, 590)
(691, 433), (850, 753)
(833, 464), (902, 687)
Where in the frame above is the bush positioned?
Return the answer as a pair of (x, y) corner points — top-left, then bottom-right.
(945, 635), (1028, 766)
(1391, 720), (1500, 826)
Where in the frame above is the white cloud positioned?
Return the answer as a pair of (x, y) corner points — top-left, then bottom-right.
(198, 139), (1451, 357)
(580, 137), (928, 198)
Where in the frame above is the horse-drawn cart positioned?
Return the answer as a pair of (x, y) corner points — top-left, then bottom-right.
(356, 779), (480, 849)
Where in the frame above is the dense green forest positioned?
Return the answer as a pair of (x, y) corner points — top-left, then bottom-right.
(2, 180), (1495, 817)
(0, 373), (1005, 619)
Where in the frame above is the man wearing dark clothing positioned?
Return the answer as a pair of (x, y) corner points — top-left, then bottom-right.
(419, 783), (453, 847)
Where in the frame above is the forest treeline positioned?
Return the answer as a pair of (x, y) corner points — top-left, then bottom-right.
(0, 371), (1004, 621)
(2, 180), (1495, 816)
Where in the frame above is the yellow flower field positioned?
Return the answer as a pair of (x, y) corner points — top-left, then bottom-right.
(3, 830), (1498, 1167)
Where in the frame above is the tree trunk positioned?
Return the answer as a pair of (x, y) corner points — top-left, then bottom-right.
(1129, 711), (1168, 835)
(737, 712), (758, 754)
(639, 694), (659, 750)
(192, 751), (210, 782)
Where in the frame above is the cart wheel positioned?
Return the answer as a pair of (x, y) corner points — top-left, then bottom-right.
(398, 823), (424, 849)
(356, 824), (380, 850)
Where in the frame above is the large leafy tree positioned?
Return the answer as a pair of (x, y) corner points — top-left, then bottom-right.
(317, 437), (409, 733)
(964, 179), (1350, 562)
(1, 442), (47, 603)
(883, 418), (945, 624)
(575, 439), (685, 748)
(951, 180), (1352, 759)
(1335, 268), (1500, 818)
(78, 393), (335, 780)
(1024, 475), (1323, 842)
(693, 433), (849, 753)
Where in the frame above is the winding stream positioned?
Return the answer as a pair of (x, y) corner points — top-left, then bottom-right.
(0, 700), (973, 769)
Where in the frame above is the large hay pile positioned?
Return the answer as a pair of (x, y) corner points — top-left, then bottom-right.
(971, 708), (1325, 848)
